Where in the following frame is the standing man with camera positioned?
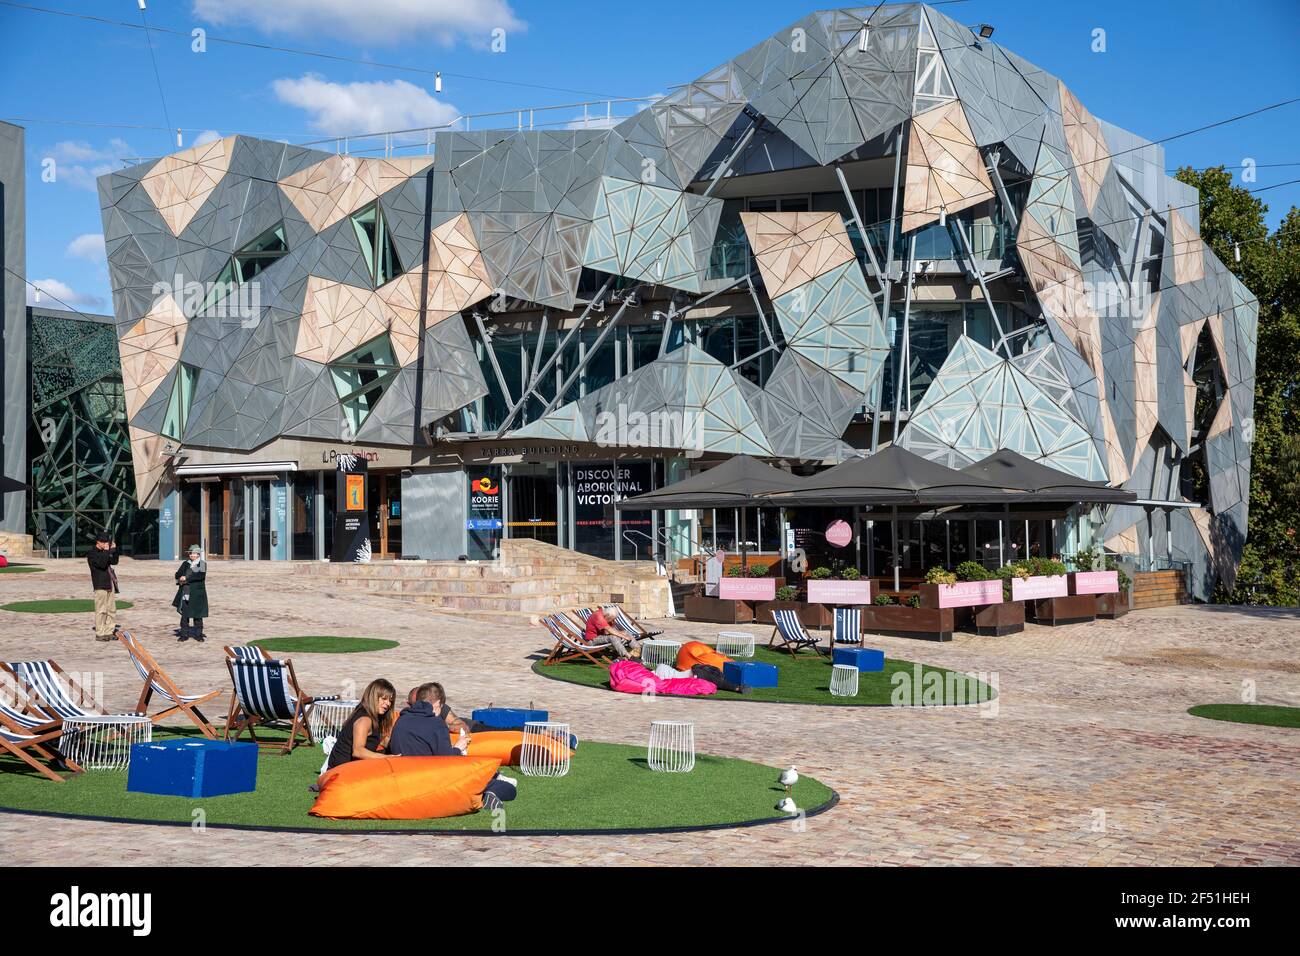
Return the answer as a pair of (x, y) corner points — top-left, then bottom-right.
(87, 532), (120, 642)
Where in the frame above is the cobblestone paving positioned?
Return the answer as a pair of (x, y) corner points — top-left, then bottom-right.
(1, 558), (1296, 866)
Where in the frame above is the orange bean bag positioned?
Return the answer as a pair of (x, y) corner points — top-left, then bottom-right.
(676, 640), (731, 672)
(463, 730), (574, 766)
(310, 756), (501, 820)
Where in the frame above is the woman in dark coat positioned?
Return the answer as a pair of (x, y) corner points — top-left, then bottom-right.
(173, 544), (209, 642)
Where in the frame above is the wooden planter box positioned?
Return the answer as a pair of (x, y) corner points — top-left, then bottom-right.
(1095, 590), (1131, 619)
(966, 600), (1025, 636)
(1027, 594), (1096, 626)
(754, 600), (831, 629)
(683, 594), (754, 624)
(862, 604), (955, 642)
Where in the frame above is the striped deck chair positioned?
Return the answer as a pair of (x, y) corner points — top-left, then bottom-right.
(0, 659), (142, 724)
(539, 615), (614, 667)
(0, 702), (81, 782)
(118, 631), (221, 738)
(224, 657), (337, 755)
(223, 644), (271, 662)
(767, 609), (824, 656)
(605, 604), (664, 640)
(832, 607), (862, 648)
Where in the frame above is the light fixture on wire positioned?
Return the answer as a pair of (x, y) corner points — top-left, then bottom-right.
(435, 72), (443, 94)
(858, 25), (870, 52)
(33, 286), (41, 303)
(176, 129), (183, 148)
(939, 205), (947, 226)
(1234, 243), (1241, 263)
(137, 0), (147, 9)
(975, 23), (995, 39)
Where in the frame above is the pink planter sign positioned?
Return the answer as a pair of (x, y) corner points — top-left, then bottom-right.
(1011, 575), (1069, 601)
(936, 580), (1003, 608)
(806, 579), (874, 604)
(1071, 570), (1119, 595)
(719, 577), (776, 601)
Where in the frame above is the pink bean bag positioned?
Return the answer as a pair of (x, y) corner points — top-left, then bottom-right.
(609, 659), (716, 697)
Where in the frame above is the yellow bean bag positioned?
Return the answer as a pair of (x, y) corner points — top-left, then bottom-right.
(676, 640), (731, 672)
(464, 730), (573, 767)
(310, 756), (501, 820)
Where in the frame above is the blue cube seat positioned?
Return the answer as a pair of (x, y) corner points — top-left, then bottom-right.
(471, 707), (548, 729)
(833, 647), (885, 672)
(722, 661), (779, 688)
(127, 739), (258, 798)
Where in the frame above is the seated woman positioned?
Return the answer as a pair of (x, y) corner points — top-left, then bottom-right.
(325, 679), (396, 772)
(585, 606), (641, 660)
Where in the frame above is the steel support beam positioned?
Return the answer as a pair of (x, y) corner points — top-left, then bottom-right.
(871, 126), (906, 454)
(954, 219), (1011, 357)
(834, 164), (885, 289)
(983, 149), (1019, 232)
(473, 311), (516, 412)
(536, 292), (637, 420)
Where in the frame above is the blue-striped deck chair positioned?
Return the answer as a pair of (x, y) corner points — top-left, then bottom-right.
(550, 611), (589, 641)
(833, 607), (862, 647)
(539, 614), (614, 667)
(223, 644), (272, 662)
(605, 604), (664, 640)
(768, 609), (824, 656)
(118, 631), (221, 738)
(0, 698), (81, 782)
(0, 659), (141, 724)
(224, 657), (337, 755)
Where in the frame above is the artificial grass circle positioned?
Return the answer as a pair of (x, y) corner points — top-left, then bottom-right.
(1, 598), (133, 613)
(532, 646), (996, 707)
(0, 564), (45, 574)
(0, 731), (835, 835)
(251, 636), (399, 655)
(1188, 703), (1300, 729)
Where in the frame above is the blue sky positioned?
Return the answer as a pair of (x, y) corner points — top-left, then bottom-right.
(2, 0), (1297, 314)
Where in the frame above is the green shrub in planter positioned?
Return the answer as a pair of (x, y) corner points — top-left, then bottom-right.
(809, 566), (833, 580)
(1072, 549), (1098, 572)
(1105, 556), (1132, 592)
(724, 564), (745, 577)
(1024, 556), (1068, 577)
(775, 585), (800, 602)
(923, 566), (957, 585)
(841, 567), (861, 581)
(872, 593), (895, 606)
(954, 561), (992, 582)
(748, 563), (771, 578)
(906, 595), (921, 608)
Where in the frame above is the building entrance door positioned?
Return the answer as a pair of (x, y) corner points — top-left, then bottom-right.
(366, 473), (403, 558)
(507, 463), (558, 545)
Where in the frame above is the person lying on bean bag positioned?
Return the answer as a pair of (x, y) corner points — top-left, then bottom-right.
(608, 659), (716, 697)
(674, 640), (745, 693)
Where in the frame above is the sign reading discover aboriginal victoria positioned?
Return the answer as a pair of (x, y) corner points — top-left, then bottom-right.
(936, 580), (1004, 608)
(718, 577), (777, 601)
(1011, 575), (1070, 601)
(806, 579), (874, 604)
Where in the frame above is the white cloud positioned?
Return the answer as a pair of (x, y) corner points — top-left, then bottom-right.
(66, 233), (107, 265)
(191, 130), (222, 146)
(273, 75), (461, 137)
(42, 138), (136, 191)
(26, 278), (106, 311)
(194, 0), (524, 46)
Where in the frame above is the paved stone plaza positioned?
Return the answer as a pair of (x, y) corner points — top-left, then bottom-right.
(1, 558), (1296, 866)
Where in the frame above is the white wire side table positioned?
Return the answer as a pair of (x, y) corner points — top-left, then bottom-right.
(716, 631), (755, 658)
(647, 720), (695, 773)
(520, 721), (571, 777)
(640, 640), (682, 668)
(309, 699), (359, 742)
(61, 715), (153, 771)
(829, 663), (859, 697)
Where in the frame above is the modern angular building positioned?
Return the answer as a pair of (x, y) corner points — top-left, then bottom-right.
(97, 4), (1255, 599)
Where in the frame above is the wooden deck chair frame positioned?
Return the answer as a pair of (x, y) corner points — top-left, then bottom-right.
(118, 630), (221, 739)
(767, 609), (825, 657)
(0, 715), (82, 782)
(539, 616), (615, 667)
(223, 657), (322, 755)
(0, 658), (110, 723)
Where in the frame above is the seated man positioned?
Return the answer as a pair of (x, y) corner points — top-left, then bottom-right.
(390, 682), (517, 811)
(584, 606), (641, 660)
(402, 682), (473, 739)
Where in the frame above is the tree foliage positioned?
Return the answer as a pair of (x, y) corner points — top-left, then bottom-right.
(1175, 166), (1300, 605)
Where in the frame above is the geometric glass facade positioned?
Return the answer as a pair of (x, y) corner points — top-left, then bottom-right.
(26, 307), (157, 556)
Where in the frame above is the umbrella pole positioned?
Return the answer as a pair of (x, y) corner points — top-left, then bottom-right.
(854, 506), (862, 573)
(740, 506), (748, 571)
(892, 505), (900, 592)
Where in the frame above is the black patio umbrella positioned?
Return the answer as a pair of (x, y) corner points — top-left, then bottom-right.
(958, 450), (1137, 504)
(615, 455), (806, 569)
(615, 455), (806, 510)
(0, 475), (27, 494)
(761, 444), (1015, 507)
